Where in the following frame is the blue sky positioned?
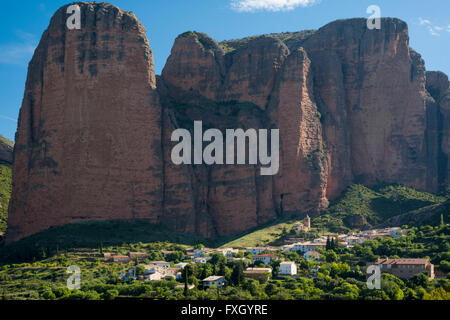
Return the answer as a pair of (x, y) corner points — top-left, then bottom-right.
(1, 0), (449, 142)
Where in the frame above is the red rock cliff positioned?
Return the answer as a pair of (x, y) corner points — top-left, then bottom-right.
(7, 2), (163, 243)
(5, 3), (448, 243)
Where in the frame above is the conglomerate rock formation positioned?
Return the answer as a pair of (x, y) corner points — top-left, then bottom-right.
(6, 2), (449, 243)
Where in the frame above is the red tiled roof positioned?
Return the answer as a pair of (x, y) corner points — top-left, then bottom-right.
(374, 258), (430, 265)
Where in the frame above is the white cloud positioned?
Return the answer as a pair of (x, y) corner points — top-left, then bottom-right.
(428, 26), (440, 36)
(419, 17), (431, 25)
(231, 0), (319, 12)
(418, 18), (450, 37)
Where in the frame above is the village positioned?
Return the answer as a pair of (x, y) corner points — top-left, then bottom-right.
(96, 217), (439, 289)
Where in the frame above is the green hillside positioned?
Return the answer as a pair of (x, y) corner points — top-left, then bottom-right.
(0, 164), (12, 234)
(313, 184), (448, 233)
(0, 135), (13, 148)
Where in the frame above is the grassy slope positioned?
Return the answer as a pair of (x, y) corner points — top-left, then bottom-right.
(0, 135), (13, 234)
(312, 184), (447, 233)
(0, 164), (12, 234)
(219, 219), (299, 248)
(0, 135), (13, 148)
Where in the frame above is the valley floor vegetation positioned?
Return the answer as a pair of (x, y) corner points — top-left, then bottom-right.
(0, 223), (448, 300)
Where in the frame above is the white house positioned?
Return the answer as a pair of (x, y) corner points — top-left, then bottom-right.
(175, 262), (189, 269)
(252, 254), (277, 265)
(304, 251), (322, 261)
(247, 247), (275, 255)
(292, 241), (326, 253)
(279, 262), (297, 276)
(148, 261), (171, 268)
(143, 270), (163, 281)
(342, 235), (365, 245)
(202, 276), (226, 288)
(194, 249), (205, 258)
(194, 256), (211, 264)
(217, 248), (240, 257)
(386, 227), (404, 238)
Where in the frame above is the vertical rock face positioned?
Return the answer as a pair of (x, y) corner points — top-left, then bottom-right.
(7, 2), (163, 243)
(6, 4), (448, 243)
(161, 31), (329, 236)
(302, 18), (432, 198)
(426, 71), (450, 191)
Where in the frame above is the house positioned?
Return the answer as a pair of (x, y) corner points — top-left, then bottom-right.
(143, 270), (164, 281)
(252, 254), (277, 265)
(373, 258), (435, 280)
(247, 247), (276, 255)
(161, 250), (176, 258)
(216, 248), (240, 257)
(129, 252), (148, 261)
(141, 264), (180, 280)
(193, 249), (204, 258)
(119, 269), (137, 281)
(243, 268), (272, 281)
(202, 276), (226, 288)
(386, 227), (404, 238)
(292, 241), (326, 253)
(279, 262), (297, 276)
(293, 215), (311, 233)
(103, 252), (113, 260)
(194, 248), (213, 258)
(112, 255), (131, 263)
(341, 235), (365, 245)
(304, 251), (322, 261)
(281, 244), (295, 252)
(194, 257), (211, 264)
(175, 262), (189, 269)
(148, 261), (171, 268)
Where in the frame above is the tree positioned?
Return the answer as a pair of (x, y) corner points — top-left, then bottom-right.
(264, 283), (278, 296)
(231, 262), (245, 286)
(135, 265), (146, 277)
(103, 289), (119, 300)
(184, 267), (189, 296)
(439, 260), (450, 273)
(330, 238), (336, 250)
(325, 250), (338, 263)
(410, 272), (429, 288)
(423, 287), (450, 300)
